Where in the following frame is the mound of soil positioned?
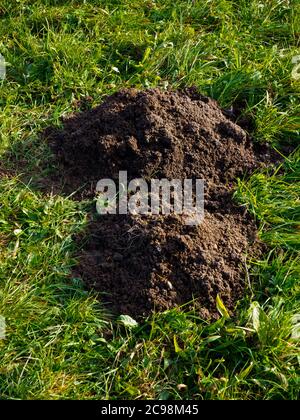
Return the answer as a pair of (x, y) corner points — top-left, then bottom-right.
(75, 208), (261, 319)
(46, 88), (271, 195)
(46, 88), (269, 319)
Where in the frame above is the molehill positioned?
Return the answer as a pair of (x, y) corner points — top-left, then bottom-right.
(46, 88), (270, 319)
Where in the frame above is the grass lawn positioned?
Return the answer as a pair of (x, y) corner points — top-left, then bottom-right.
(0, 0), (299, 400)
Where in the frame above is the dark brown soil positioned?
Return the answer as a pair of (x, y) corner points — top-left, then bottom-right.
(45, 88), (271, 319)
(45, 87), (272, 197)
(75, 209), (262, 319)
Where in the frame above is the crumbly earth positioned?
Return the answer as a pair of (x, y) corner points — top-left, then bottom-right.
(75, 208), (261, 319)
(46, 87), (272, 195)
(46, 88), (269, 318)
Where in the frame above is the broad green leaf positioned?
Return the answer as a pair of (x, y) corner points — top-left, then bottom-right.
(173, 335), (183, 353)
(250, 301), (261, 332)
(118, 315), (138, 329)
(216, 294), (230, 319)
(239, 362), (253, 380)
